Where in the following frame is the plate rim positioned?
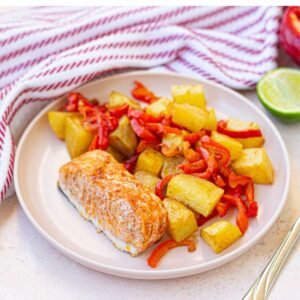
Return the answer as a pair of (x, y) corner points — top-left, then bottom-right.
(14, 70), (290, 279)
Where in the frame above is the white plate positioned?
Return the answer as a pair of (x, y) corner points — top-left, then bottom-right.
(14, 71), (290, 279)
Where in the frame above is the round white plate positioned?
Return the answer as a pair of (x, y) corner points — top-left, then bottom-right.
(14, 71), (290, 279)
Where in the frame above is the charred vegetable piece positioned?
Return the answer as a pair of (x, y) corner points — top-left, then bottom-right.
(200, 220), (242, 253)
(108, 91), (141, 110)
(48, 111), (80, 140)
(146, 97), (173, 117)
(171, 84), (206, 108)
(226, 119), (264, 148)
(135, 148), (165, 176)
(106, 146), (125, 162)
(109, 115), (137, 157)
(65, 116), (94, 158)
(161, 156), (185, 178)
(163, 198), (198, 242)
(211, 131), (243, 161)
(203, 108), (217, 131)
(171, 103), (208, 132)
(134, 170), (160, 193)
(167, 174), (224, 217)
(231, 148), (274, 184)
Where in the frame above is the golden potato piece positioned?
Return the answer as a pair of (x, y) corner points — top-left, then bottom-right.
(201, 220), (242, 253)
(211, 131), (243, 161)
(146, 97), (173, 117)
(171, 103), (208, 132)
(65, 116), (94, 159)
(231, 148), (274, 184)
(171, 84), (206, 108)
(48, 111), (80, 140)
(203, 108), (217, 131)
(167, 174), (224, 217)
(109, 116), (137, 157)
(163, 198), (198, 242)
(134, 170), (160, 193)
(106, 146), (125, 162)
(108, 91), (141, 109)
(227, 119), (264, 148)
(135, 148), (165, 176)
(161, 156), (185, 178)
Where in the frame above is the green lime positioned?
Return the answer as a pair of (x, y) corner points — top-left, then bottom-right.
(257, 68), (300, 122)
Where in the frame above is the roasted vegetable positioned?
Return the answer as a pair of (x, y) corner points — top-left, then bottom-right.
(200, 220), (242, 253)
(146, 97), (173, 117)
(226, 119), (264, 148)
(163, 198), (198, 242)
(161, 156), (185, 178)
(106, 146), (125, 162)
(109, 115), (137, 157)
(135, 148), (165, 176)
(162, 133), (185, 149)
(108, 91), (141, 109)
(211, 131), (243, 161)
(172, 103), (208, 132)
(48, 111), (80, 140)
(231, 148), (274, 184)
(203, 108), (217, 131)
(65, 116), (94, 158)
(171, 84), (206, 108)
(134, 170), (160, 193)
(166, 174), (224, 217)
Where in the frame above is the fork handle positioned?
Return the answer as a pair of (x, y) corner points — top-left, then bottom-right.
(243, 217), (300, 300)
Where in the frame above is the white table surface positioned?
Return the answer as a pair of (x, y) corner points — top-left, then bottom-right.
(0, 51), (299, 300)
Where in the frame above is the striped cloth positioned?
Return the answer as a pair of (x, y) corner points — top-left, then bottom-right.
(0, 6), (282, 201)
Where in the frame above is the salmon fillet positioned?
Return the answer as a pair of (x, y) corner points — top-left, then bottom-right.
(58, 150), (167, 256)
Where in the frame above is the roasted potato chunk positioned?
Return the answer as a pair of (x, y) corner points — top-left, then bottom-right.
(48, 111), (80, 140)
(171, 84), (206, 108)
(201, 220), (242, 253)
(109, 116), (137, 157)
(135, 148), (165, 176)
(211, 131), (243, 161)
(108, 91), (141, 109)
(162, 133), (186, 149)
(163, 198), (198, 242)
(146, 97), (173, 117)
(65, 116), (94, 159)
(134, 171), (160, 193)
(227, 119), (264, 148)
(167, 174), (224, 217)
(172, 103), (208, 132)
(161, 156), (185, 178)
(203, 108), (217, 131)
(106, 146), (125, 162)
(231, 148), (274, 184)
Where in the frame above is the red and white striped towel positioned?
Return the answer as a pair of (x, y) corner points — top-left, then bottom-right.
(0, 6), (282, 201)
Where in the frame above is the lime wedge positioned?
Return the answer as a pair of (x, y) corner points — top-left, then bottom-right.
(257, 68), (300, 122)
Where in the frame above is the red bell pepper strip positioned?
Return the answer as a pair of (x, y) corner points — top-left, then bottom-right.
(223, 195), (248, 234)
(123, 155), (138, 173)
(147, 239), (196, 268)
(127, 108), (163, 123)
(216, 201), (231, 217)
(145, 123), (182, 135)
(131, 81), (159, 103)
(196, 210), (218, 226)
(97, 122), (109, 150)
(161, 144), (181, 157)
(184, 133), (201, 144)
(109, 104), (129, 118)
(179, 159), (206, 174)
(217, 120), (262, 138)
(136, 140), (158, 154)
(212, 174), (226, 188)
(89, 134), (99, 151)
(228, 172), (251, 188)
(155, 174), (178, 199)
(130, 119), (159, 142)
(182, 142), (202, 162)
(65, 92), (95, 112)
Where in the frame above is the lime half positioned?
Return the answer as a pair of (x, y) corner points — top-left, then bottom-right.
(257, 68), (300, 122)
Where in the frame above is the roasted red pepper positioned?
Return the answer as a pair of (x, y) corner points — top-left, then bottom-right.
(184, 133), (201, 144)
(196, 210), (218, 226)
(216, 201), (231, 217)
(109, 104), (129, 118)
(131, 81), (159, 103)
(217, 120), (262, 138)
(192, 147), (217, 180)
(127, 108), (163, 123)
(212, 174), (226, 188)
(179, 159), (206, 174)
(130, 119), (159, 142)
(147, 239), (196, 268)
(123, 155), (138, 173)
(280, 7), (300, 65)
(136, 140), (158, 154)
(65, 92), (95, 112)
(182, 142), (202, 162)
(145, 123), (182, 135)
(155, 174), (177, 199)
